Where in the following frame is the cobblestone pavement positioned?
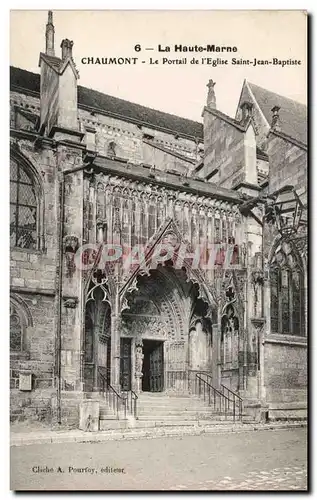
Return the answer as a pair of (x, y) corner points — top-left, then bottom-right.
(169, 466), (307, 490)
(10, 428), (307, 491)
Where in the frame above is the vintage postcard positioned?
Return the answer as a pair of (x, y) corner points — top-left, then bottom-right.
(10, 9), (307, 491)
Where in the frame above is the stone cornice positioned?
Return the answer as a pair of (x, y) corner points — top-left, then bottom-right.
(264, 334), (307, 347)
(10, 286), (56, 297)
(203, 106), (250, 133)
(268, 128), (307, 151)
(10, 128), (40, 142)
(232, 182), (262, 192)
(93, 154), (244, 205)
(48, 125), (85, 140)
(10, 128), (87, 152)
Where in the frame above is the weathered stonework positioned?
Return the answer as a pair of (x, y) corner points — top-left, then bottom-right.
(9, 13), (307, 427)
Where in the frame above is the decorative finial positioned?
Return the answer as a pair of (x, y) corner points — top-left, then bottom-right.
(206, 79), (216, 109)
(45, 10), (55, 56)
(271, 105), (281, 131)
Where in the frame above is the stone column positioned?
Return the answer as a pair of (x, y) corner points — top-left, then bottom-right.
(244, 211), (263, 397)
(212, 322), (221, 390)
(58, 146), (85, 394)
(110, 292), (121, 392)
(134, 337), (144, 394)
(260, 275), (271, 401)
(93, 322), (99, 392)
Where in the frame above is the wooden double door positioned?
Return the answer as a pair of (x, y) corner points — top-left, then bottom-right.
(120, 338), (164, 392)
(142, 339), (164, 392)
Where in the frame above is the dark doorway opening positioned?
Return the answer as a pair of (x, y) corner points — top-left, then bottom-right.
(142, 340), (164, 392)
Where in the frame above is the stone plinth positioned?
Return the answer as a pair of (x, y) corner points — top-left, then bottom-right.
(79, 400), (99, 432)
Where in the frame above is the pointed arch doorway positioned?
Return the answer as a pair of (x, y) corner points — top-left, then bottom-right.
(122, 263), (215, 394)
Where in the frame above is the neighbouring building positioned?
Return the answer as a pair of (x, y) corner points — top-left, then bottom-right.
(10, 12), (307, 427)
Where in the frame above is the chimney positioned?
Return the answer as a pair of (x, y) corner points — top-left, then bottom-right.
(240, 101), (253, 123)
(206, 79), (216, 109)
(271, 105), (281, 131)
(45, 10), (55, 56)
(61, 39), (74, 60)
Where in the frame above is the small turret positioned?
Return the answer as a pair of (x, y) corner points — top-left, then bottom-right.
(45, 10), (55, 57)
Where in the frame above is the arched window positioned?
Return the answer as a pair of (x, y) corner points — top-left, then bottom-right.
(10, 295), (32, 352)
(10, 157), (39, 249)
(10, 301), (23, 351)
(221, 303), (239, 368)
(270, 241), (305, 336)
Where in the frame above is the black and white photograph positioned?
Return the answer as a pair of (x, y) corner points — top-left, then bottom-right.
(9, 9), (307, 491)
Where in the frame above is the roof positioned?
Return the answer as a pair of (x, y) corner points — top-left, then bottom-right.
(39, 53), (79, 78)
(39, 53), (63, 71)
(247, 82), (307, 144)
(10, 66), (204, 140)
(203, 106), (249, 132)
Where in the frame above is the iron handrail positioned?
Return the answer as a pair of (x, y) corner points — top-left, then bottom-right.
(196, 372), (213, 383)
(195, 373), (243, 421)
(98, 368), (127, 420)
(98, 367), (107, 392)
(196, 373), (233, 419)
(196, 374), (230, 402)
(221, 384), (243, 421)
(221, 383), (243, 401)
(108, 384), (127, 420)
(123, 390), (139, 419)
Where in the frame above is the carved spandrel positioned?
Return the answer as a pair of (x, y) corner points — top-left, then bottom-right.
(121, 316), (169, 340)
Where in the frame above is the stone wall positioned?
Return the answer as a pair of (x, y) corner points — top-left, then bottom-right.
(80, 107), (200, 170)
(263, 339), (307, 404)
(10, 389), (54, 423)
(10, 112), (58, 421)
(11, 88), (201, 173)
(10, 293), (55, 422)
(203, 109), (246, 188)
(266, 133), (307, 194)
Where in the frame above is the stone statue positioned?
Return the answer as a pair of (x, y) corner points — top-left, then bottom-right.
(135, 344), (144, 376)
(135, 339), (144, 393)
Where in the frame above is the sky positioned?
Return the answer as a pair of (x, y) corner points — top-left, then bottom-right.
(10, 10), (307, 122)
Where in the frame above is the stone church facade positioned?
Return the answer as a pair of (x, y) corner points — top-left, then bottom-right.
(10, 13), (307, 426)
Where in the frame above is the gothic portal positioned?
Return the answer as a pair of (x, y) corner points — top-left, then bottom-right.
(84, 265), (214, 394)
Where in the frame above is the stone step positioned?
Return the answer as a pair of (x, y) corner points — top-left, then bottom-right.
(99, 413), (117, 420)
(137, 407), (214, 413)
(137, 407), (218, 414)
(137, 402), (214, 409)
(100, 413), (236, 422)
(101, 401), (216, 409)
(268, 409), (307, 421)
(136, 413), (236, 421)
(84, 392), (103, 400)
(268, 401), (307, 410)
(99, 418), (238, 431)
(137, 399), (211, 406)
(137, 402), (215, 408)
(100, 402), (218, 411)
(137, 394), (201, 400)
